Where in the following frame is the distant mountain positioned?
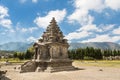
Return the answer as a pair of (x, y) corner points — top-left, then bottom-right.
(69, 42), (120, 50)
(0, 42), (120, 52)
(0, 42), (33, 52)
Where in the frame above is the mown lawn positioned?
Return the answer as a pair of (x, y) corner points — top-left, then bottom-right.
(73, 60), (120, 68)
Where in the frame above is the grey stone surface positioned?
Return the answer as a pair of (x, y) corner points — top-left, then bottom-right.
(20, 61), (37, 73)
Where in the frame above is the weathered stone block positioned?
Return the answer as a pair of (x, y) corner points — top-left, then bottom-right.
(20, 61), (37, 73)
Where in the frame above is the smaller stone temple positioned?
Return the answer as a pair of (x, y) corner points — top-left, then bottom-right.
(20, 17), (75, 73)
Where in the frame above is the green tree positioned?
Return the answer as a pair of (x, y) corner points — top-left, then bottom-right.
(25, 46), (34, 59)
(13, 52), (18, 58)
(17, 52), (25, 60)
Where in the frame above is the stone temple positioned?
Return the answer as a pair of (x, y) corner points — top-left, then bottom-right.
(20, 17), (75, 73)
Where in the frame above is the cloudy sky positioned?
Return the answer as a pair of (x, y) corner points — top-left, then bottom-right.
(0, 0), (120, 44)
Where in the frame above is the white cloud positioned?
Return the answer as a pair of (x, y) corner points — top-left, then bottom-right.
(68, 0), (120, 25)
(20, 0), (38, 3)
(0, 6), (9, 18)
(27, 36), (37, 42)
(21, 28), (27, 32)
(15, 22), (38, 33)
(67, 0), (120, 43)
(100, 24), (115, 32)
(68, 9), (94, 25)
(0, 19), (12, 28)
(66, 24), (119, 42)
(34, 9), (67, 29)
(9, 29), (15, 33)
(20, 0), (47, 3)
(20, 0), (27, 3)
(68, 0), (105, 25)
(29, 27), (38, 32)
(74, 0), (105, 12)
(82, 34), (120, 42)
(0, 5), (12, 28)
(17, 27), (38, 33)
(65, 31), (91, 40)
(3, 29), (15, 33)
(32, 0), (38, 3)
(105, 0), (120, 11)
(112, 27), (120, 35)
(77, 24), (101, 32)
(65, 23), (102, 41)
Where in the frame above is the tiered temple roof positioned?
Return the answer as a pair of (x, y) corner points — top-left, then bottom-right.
(39, 17), (66, 43)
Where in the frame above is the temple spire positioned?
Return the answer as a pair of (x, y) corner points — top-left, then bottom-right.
(42, 17), (65, 43)
(49, 17), (57, 28)
(51, 17), (56, 23)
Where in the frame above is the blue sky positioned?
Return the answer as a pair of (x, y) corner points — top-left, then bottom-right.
(0, 0), (120, 44)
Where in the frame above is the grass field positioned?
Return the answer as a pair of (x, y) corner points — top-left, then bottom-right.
(0, 58), (28, 65)
(73, 60), (120, 68)
(0, 58), (120, 68)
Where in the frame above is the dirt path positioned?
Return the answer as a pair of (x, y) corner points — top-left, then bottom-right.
(1, 64), (120, 80)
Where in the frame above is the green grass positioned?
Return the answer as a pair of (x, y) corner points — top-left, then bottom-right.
(73, 60), (120, 68)
(0, 58), (120, 68)
(0, 58), (28, 64)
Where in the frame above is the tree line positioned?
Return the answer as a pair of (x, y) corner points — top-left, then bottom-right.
(13, 46), (120, 60)
(68, 47), (120, 60)
(13, 47), (34, 60)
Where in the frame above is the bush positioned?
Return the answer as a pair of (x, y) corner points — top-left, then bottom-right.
(84, 56), (94, 60)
